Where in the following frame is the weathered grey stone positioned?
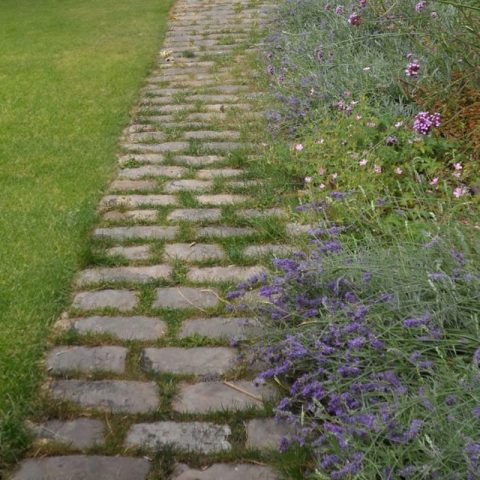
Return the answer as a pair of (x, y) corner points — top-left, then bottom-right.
(118, 153), (165, 165)
(187, 94), (240, 103)
(72, 290), (138, 312)
(179, 317), (261, 339)
(100, 194), (177, 208)
(187, 266), (265, 283)
(50, 380), (160, 413)
(106, 245), (152, 261)
(103, 210), (158, 222)
(196, 194), (248, 205)
(125, 421), (231, 454)
(75, 265), (172, 286)
(199, 141), (248, 152)
(227, 180), (261, 188)
(164, 179), (213, 193)
(94, 226), (178, 241)
(184, 130), (240, 140)
(153, 287), (220, 309)
(123, 142), (189, 153)
(285, 223), (313, 235)
(197, 226), (256, 238)
(31, 419), (104, 449)
(109, 180), (157, 192)
(243, 245), (295, 258)
(119, 166), (186, 179)
(246, 418), (295, 450)
(171, 463), (278, 480)
(197, 168), (243, 179)
(164, 243), (225, 262)
(186, 113), (227, 122)
(72, 316), (166, 341)
(167, 208), (221, 222)
(173, 154), (224, 166)
(11, 456), (150, 480)
(173, 381), (277, 414)
(127, 132), (166, 142)
(142, 347), (236, 375)
(47, 346), (127, 374)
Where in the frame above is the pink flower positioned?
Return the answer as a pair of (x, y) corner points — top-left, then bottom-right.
(430, 177), (439, 185)
(453, 171), (461, 178)
(453, 187), (468, 198)
(295, 144), (304, 152)
(332, 173), (338, 180)
(395, 167), (403, 175)
(304, 176), (313, 184)
(405, 62), (420, 77)
(319, 167), (326, 175)
(335, 5), (344, 14)
(454, 162), (463, 170)
(348, 12), (362, 25)
(374, 164), (382, 174)
(319, 183), (326, 189)
(359, 159), (368, 166)
(395, 121), (404, 128)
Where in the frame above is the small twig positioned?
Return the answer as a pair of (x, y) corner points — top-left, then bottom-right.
(223, 381), (263, 402)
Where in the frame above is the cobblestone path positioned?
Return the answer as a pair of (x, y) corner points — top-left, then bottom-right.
(10, 1), (296, 479)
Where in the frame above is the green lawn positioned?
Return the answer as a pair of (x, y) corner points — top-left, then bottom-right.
(0, 0), (172, 468)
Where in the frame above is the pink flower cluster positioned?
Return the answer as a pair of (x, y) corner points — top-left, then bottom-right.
(348, 12), (361, 25)
(413, 112), (441, 135)
(405, 62), (420, 77)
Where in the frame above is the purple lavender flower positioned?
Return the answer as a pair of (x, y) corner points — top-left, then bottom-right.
(335, 5), (344, 14)
(415, 1), (426, 12)
(473, 348), (480, 365)
(472, 406), (480, 418)
(348, 12), (361, 26)
(413, 111), (441, 135)
(266, 64), (274, 75)
(405, 62), (420, 77)
(403, 312), (431, 328)
(358, 0), (367, 7)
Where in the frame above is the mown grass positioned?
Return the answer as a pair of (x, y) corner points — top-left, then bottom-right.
(0, 0), (173, 468)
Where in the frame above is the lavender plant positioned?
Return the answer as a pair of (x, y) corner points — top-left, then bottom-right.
(232, 226), (480, 478)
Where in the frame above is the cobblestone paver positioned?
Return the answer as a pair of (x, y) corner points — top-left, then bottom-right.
(11, 0), (287, 478)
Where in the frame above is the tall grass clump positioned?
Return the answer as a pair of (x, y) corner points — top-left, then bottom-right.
(232, 224), (480, 478)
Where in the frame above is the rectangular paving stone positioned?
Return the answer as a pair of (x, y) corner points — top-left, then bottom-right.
(72, 290), (139, 312)
(31, 419), (104, 449)
(118, 153), (165, 165)
(75, 265), (172, 286)
(50, 380), (160, 413)
(72, 316), (166, 341)
(164, 179), (213, 193)
(106, 245), (152, 261)
(173, 381), (277, 414)
(164, 243), (225, 262)
(199, 142), (247, 152)
(243, 245), (295, 258)
(142, 347), (236, 375)
(183, 130), (240, 140)
(236, 208), (286, 219)
(196, 226), (256, 238)
(196, 194), (248, 205)
(12, 456), (150, 480)
(167, 208), (222, 222)
(123, 141), (189, 153)
(179, 317), (261, 339)
(109, 180), (157, 192)
(153, 287), (220, 309)
(119, 165), (186, 179)
(127, 132), (166, 142)
(173, 155), (224, 166)
(171, 463), (278, 480)
(246, 418), (295, 450)
(103, 210), (158, 222)
(47, 346), (127, 374)
(100, 194), (177, 208)
(285, 223), (313, 235)
(187, 266), (265, 283)
(187, 94), (240, 103)
(196, 168), (243, 179)
(125, 421), (231, 454)
(94, 226), (178, 241)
